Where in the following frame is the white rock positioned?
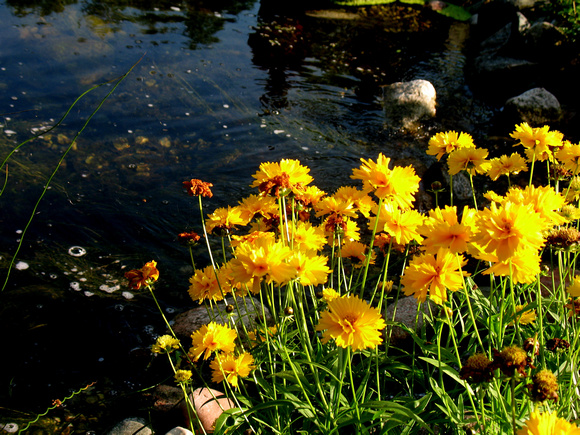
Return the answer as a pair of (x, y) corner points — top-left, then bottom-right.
(165, 427), (194, 435)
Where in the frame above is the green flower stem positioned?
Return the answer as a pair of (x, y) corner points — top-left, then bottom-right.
(360, 197), (383, 298)
(450, 174), (454, 207)
(347, 347), (362, 430)
(469, 172), (478, 210)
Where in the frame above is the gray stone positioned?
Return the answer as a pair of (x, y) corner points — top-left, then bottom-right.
(108, 417), (153, 435)
(504, 87), (561, 124)
(506, 0), (537, 9)
(165, 427), (194, 435)
(523, 21), (567, 59)
(382, 79), (436, 129)
(385, 296), (437, 343)
(172, 296), (272, 342)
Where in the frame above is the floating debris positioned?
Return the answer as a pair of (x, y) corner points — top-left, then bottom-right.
(1, 423), (19, 433)
(68, 246), (87, 257)
(70, 282), (81, 291)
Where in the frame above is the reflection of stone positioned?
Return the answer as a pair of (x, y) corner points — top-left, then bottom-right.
(382, 80), (436, 129)
(504, 87), (561, 125)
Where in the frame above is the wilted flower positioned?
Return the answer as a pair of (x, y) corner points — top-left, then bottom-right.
(546, 338), (570, 353)
(459, 353), (493, 384)
(177, 231), (201, 245)
(528, 369), (559, 402)
(125, 260), (160, 290)
(490, 345), (531, 378)
(183, 179), (213, 198)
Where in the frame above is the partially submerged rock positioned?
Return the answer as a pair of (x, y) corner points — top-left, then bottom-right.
(382, 79), (437, 129)
(504, 87), (561, 125)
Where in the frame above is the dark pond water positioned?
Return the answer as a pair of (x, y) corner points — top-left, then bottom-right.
(0, 0), (525, 431)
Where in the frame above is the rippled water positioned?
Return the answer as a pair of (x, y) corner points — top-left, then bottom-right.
(0, 0), (483, 425)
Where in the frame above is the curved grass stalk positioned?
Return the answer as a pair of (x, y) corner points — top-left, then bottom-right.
(1, 54), (144, 292)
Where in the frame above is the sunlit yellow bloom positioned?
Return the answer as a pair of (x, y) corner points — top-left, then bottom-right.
(316, 294), (386, 350)
(324, 216), (360, 245)
(189, 322), (237, 361)
(314, 195), (358, 219)
(381, 202), (424, 245)
(188, 265), (226, 303)
(322, 288), (341, 302)
(247, 325), (277, 343)
(210, 352), (255, 388)
(230, 235), (295, 287)
(510, 123), (564, 162)
(152, 335), (180, 354)
(338, 240), (375, 267)
(295, 185), (326, 208)
(290, 252), (330, 286)
(483, 190), (505, 204)
(472, 201), (545, 261)
(251, 159), (313, 197)
(447, 146), (491, 175)
(505, 185), (568, 228)
(400, 248), (468, 305)
(174, 370), (192, 384)
(556, 141), (580, 174)
(486, 153), (528, 181)
(351, 153), (420, 209)
(334, 186), (376, 218)
(427, 131), (474, 161)
(291, 221), (327, 253)
(230, 230), (275, 248)
(566, 276), (580, 297)
(205, 206), (247, 234)
(125, 260), (160, 290)
(566, 177), (580, 202)
(517, 410), (580, 435)
(420, 206), (475, 254)
(482, 248), (541, 284)
(509, 305), (537, 326)
(237, 194), (278, 222)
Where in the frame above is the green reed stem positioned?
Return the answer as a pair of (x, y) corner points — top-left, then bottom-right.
(1, 55), (143, 292)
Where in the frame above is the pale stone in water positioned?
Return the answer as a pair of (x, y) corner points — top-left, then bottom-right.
(165, 427), (193, 435)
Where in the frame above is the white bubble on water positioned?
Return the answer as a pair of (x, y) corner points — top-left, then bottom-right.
(68, 246), (87, 257)
(122, 291), (134, 300)
(15, 261), (29, 270)
(70, 282), (81, 291)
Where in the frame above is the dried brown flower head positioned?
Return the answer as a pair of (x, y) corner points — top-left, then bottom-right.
(528, 369), (559, 402)
(546, 337), (571, 353)
(183, 179), (214, 198)
(490, 345), (532, 378)
(459, 353), (493, 383)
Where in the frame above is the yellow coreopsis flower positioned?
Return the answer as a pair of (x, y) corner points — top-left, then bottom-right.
(251, 159), (313, 197)
(350, 153), (420, 209)
(290, 252), (330, 286)
(505, 184), (568, 229)
(400, 248), (468, 305)
(447, 146), (491, 175)
(486, 153), (528, 181)
(314, 195), (358, 219)
(472, 201), (545, 261)
(510, 123), (564, 162)
(381, 203), (424, 245)
(556, 141), (580, 174)
(338, 240), (375, 267)
(334, 185), (376, 218)
(517, 410), (580, 435)
(189, 322), (237, 361)
(420, 205), (475, 254)
(481, 247), (541, 284)
(152, 335), (180, 354)
(188, 264), (226, 303)
(295, 185), (326, 208)
(210, 352), (255, 388)
(322, 287), (341, 302)
(174, 370), (192, 384)
(566, 276), (580, 297)
(237, 194), (278, 222)
(316, 294), (386, 350)
(205, 206), (247, 234)
(427, 131), (475, 161)
(509, 305), (537, 326)
(291, 221), (327, 253)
